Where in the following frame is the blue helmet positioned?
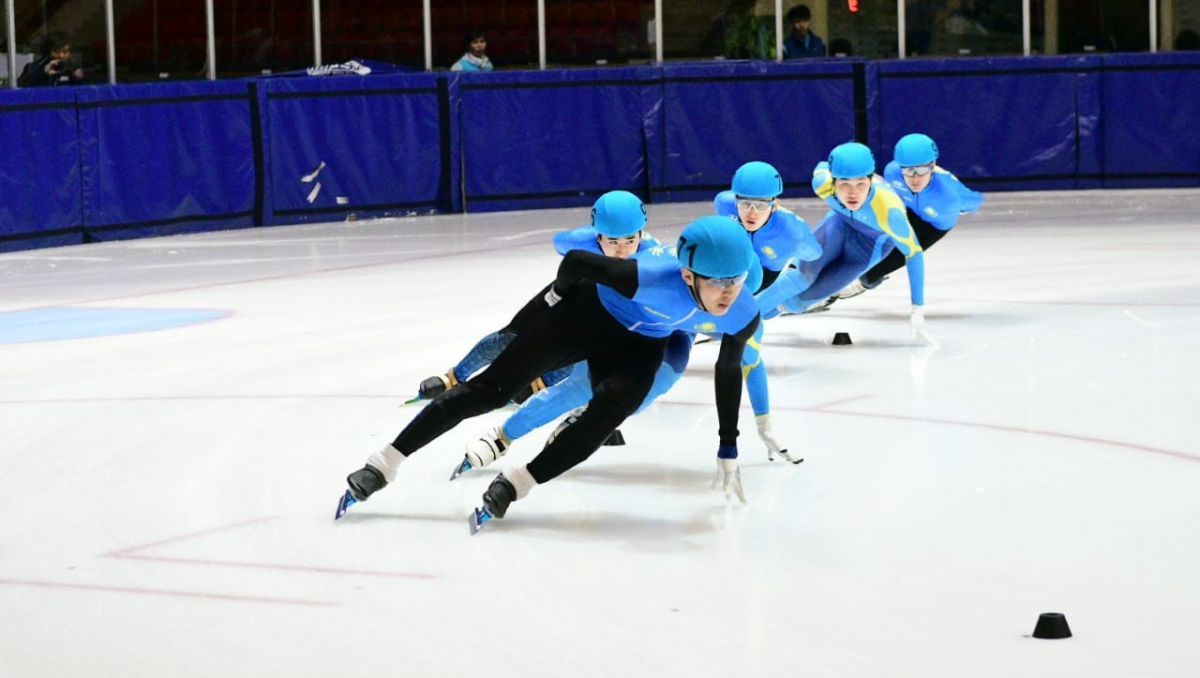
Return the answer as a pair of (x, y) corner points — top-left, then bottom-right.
(676, 215), (756, 279)
(591, 190), (647, 238)
(731, 161), (783, 198)
(894, 133), (939, 167)
(828, 142), (875, 179)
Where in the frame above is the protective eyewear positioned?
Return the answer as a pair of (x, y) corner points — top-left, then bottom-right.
(735, 197), (775, 213)
(901, 162), (935, 178)
(696, 271), (749, 290)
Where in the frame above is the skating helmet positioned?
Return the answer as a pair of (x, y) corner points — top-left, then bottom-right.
(893, 133), (939, 167)
(676, 215), (756, 284)
(828, 142), (875, 179)
(731, 161), (783, 198)
(712, 190), (740, 218)
(591, 190), (647, 238)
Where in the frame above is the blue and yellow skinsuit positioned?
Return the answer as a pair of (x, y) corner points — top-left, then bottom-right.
(447, 225), (660, 389)
(755, 161), (926, 317)
(499, 240), (763, 444)
(857, 161), (983, 288)
(713, 191), (821, 421)
(882, 161), (983, 231)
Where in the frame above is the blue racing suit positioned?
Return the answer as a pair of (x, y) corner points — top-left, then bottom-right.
(755, 162), (925, 318)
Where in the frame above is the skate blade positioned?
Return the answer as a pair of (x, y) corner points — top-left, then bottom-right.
(400, 394), (425, 407)
(334, 490), (358, 520)
(769, 451), (805, 465)
(448, 457), (473, 481)
(469, 507), (493, 535)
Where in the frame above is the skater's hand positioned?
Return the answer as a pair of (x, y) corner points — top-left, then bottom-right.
(910, 304), (937, 345)
(812, 163), (836, 199)
(544, 284), (565, 307)
(710, 446), (747, 504)
(757, 414), (803, 464)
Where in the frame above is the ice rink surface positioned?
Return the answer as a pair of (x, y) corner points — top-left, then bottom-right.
(2, 189), (1198, 678)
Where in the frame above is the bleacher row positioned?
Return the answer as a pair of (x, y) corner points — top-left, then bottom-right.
(108, 0), (646, 73)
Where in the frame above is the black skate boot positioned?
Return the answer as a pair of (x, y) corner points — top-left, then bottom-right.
(482, 475), (517, 519)
(470, 474), (519, 533)
(335, 465), (388, 520)
(347, 465), (387, 501)
(418, 371), (457, 400)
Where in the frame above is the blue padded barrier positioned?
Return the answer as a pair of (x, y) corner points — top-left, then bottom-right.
(456, 67), (653, 213)
(261, 72), (449, 224)
(0, 88), (83, 252)
(5, 53), (1200, 256)
(654, 60), (859, 203)
(1098, 53), (1200, 188)
(75, 81), (257, 242)
(869, 56), (1104, 190)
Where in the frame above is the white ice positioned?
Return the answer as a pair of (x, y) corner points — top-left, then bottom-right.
(2, 189), (1198, 678)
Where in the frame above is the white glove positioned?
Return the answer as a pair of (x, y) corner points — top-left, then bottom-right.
(910, 304), (937, 345)
(544, 285), (563, 307)
(710, 456), (748, 504)
(757, 414), (803, 464)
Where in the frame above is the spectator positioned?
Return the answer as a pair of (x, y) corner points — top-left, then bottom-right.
(19, 32), (84, 86)
(450, 29), (494, 72)
(782, 5), (826, 59)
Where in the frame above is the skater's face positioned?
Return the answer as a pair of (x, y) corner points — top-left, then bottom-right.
(597, 232), (642, 258)
(901, 162), (935, 193)
(681, 268), (745, 315)
(735, 196), (776, 232)
(834, 176), (871, 210)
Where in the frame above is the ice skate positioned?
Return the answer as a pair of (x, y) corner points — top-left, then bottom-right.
(835, 279), (867, 299)
(470, 474), (518, 534)
(417, 370), (457, 400)
(450, 426), (510, 480)
(799, 295), (837, 314)
(335, 465), (387, 520)
(836, 275), (885, 300)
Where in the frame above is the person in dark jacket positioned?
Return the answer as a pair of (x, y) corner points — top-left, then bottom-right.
(782, 5), (826, 58)
(19, 32), (84, 86)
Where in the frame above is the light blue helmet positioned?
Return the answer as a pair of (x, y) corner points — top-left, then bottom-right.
(676, 215), (756, 279)
(894, 133), (939, 167)
(731, 161), (783, 198)
(828, 142), (876, 179)
(591, 190), (647, 238)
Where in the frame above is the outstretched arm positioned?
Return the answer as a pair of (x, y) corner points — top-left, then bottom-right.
(710, 314), (760, 503)
(551, 250), (640, 300)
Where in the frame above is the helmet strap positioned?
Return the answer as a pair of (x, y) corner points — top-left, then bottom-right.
(687, 277), (710, 313)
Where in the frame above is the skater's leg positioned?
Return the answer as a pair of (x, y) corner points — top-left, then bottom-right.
(502, 362), (593, 441)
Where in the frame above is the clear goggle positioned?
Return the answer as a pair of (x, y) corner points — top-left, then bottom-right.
(735, 196), (776, 212)
(696, 271), (749, 289)
(900, 162), (935, 178)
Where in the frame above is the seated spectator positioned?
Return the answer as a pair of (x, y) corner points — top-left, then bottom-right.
(782, 5), (826, 58)
(19, 31), (84, 86)
(451, 30), (494, 72)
